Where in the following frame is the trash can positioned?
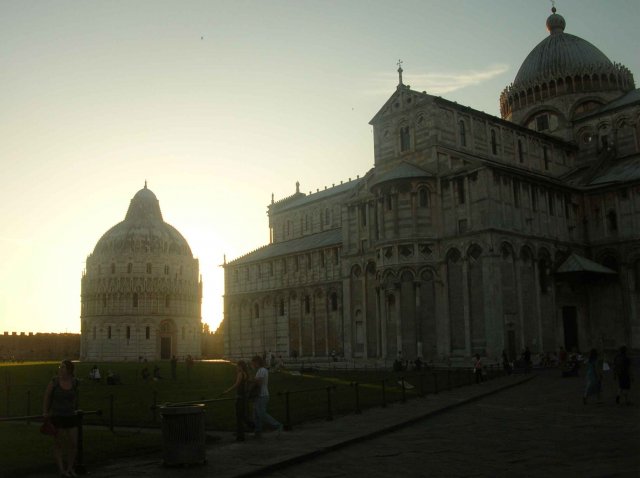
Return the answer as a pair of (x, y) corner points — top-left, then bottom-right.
(160, 404), (206, 466)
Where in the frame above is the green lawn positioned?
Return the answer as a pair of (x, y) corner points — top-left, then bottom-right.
(1, 361), (487, 475)
(4, 421), (162, 476)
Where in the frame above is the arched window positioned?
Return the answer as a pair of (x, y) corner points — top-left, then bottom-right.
(126, 326), (131, 340)
(491, 129), (498, 154)
(254, 303), (260, 319)
(418, 188), (429, 208)
(127, 263), (132, 273)
(279, 299), (285, 316)
(606, 210), (618, 232)
(111, 263), (115, 274)
(518, 139), (524, 162)
(133, 293), (138, 308)
(304, 295), (310, 314)
(538, 257), (551, 293)
(107, 326), (112, 339)
(459, 120), (466, 146)
(146, 263), (152, 274)
(330, 292), (338, 311)
(543, 146), (549, 170)
(400, 126), (411, 152)
(165, 295), (171, 308)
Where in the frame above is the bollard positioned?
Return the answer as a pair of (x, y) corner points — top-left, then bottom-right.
(76, 410), (86, 475)
(284, 391), (292, 431)
(381, 379), (387, 408)
(152, 390), (158, 424)
(433, 373), (438, 394)
(109, 394), (114, 432)
(326, 387), (333, 421)
(26, 391), (31, 425)
(401, 377), (406, 403)
(353, 382), (361, 414)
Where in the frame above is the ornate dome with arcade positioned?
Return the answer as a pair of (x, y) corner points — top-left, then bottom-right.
(500, 7), (635, 124)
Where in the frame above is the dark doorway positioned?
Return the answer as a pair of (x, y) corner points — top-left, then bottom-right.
(160, 337), (172, 359)
(562, 306), (578, 352)
(507, 330), (517, 361)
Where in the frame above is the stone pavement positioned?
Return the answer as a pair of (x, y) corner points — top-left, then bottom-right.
(262, 369), (640, 477)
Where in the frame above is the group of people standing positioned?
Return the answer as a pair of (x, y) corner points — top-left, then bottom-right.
(583, 346), (632, 405)
(223, 355), (283, 441)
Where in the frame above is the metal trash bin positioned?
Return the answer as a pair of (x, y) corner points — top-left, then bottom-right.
(160, 404), (206, 466)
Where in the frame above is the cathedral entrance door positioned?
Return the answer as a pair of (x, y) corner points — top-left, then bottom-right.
(161, 337), (172, 359)
(562, 306), (578, 352)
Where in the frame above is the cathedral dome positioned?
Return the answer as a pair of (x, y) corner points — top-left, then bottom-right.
(513, 11), (612, 89)
(93, 184), (193, 257)
(499, 8), (635, 122)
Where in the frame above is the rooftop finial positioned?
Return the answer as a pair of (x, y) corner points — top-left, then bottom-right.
(397, 59), (404, 85)
(144, 180), (147, 189)
(546, 1), (565, 34)
(295, 181), (300, 194)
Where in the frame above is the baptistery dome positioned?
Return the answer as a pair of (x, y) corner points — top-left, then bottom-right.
(500, 8), (635, 132)
(94, 184), (192, 257)
(80, 184), (202, 362)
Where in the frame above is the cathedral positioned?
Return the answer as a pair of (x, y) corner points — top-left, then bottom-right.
(222, 7), (640, 363)
(80, 184), (202, 361)
(222, 8), (640, 361)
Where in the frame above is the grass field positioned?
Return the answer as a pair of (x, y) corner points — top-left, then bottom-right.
(1, 360), (482, 475)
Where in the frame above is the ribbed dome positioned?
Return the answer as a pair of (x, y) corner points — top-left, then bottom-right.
(93, 184), (192, 256)
(513, 10), (612, 88)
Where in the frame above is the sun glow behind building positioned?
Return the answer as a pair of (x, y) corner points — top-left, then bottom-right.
(0, 0), (638, 335)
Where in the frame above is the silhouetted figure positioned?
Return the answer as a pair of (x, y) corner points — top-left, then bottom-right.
(473, 354), (483, 384)
(170, 355), (177, 380)
(583, 349), (602, 404)
(614, 346), (632, 405)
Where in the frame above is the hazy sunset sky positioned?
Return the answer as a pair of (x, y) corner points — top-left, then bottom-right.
(1, 0), (638, 335)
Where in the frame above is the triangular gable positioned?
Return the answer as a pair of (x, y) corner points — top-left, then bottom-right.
(369, 86), (431, 125)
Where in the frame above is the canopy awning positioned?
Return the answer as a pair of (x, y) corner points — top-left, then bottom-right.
(556, 253), (616, 275)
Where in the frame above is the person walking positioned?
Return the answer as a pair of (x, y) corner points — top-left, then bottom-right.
(502, 350), (512, 375)
(583, 348), (602, 404)
(251, 355), (283, 438)
(473, 354), (483, 384)
(170, 355), (178, 380)
(614, 346), (632, 405)
(223, 360), (251, 441)
(523, 347), (532, 373)
(43, 360), (79, 477)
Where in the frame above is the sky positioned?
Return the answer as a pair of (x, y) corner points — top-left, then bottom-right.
(1, 0), (638, 335)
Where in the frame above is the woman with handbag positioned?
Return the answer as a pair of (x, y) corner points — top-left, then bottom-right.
(223, 360), (251, 441)
(43, 360), (79, 477)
